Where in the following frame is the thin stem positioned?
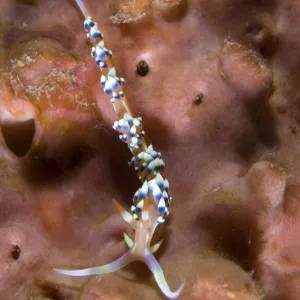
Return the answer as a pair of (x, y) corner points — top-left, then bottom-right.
(74, 0), (90, 18)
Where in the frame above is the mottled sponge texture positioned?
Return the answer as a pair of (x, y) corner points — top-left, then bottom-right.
(1, 0), (300, 299)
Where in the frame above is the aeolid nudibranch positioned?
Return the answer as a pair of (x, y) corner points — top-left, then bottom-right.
(53, 0), (185, 298)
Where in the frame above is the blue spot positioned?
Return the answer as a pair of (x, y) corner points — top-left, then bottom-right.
(154, 164), (162, 171)
(96, 49), (106, 61)
(110, 79), (119, 90)
(120, 135), (127, 142)
(155, 192), (162, 202)
(140, 190), (147, 199)
(163, 192), (169, 201)
(104, 86), (112, 95)
(157, 181), (164, 190)
(139, 163), (147, 172)
(158, 205), (165, 213)
(96, 59), (101, 67)
(136, 153), (143, 162)
(129, 127), (136, 137)
(146, 166), (153, 173)
(98, 62), (107, 69)
(84, 19), (94, 31)
(92, 31), (100, 40)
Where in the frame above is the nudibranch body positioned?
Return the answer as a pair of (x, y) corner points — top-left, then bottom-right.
(54, 1), (185, 298)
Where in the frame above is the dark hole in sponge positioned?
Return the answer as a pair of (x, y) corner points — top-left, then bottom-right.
(11, 245), (21, 260)
(193, 93), (204, 106)
(39, 282), (62, 300)
(1, 119), (35, 157)
(136, 60), (149, 76)
(16, 0), (41, 6)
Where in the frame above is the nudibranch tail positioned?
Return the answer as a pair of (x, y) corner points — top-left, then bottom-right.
(113, 198), (135, 225)
(53, 250), (133, 276)
(54, 240), (184, 299)
(53, 1), (186, 298)
(144, 252), (186, 299)
(54, 251), (184, 299)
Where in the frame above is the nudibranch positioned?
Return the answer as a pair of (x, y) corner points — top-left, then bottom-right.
(53, 0), (185, 298)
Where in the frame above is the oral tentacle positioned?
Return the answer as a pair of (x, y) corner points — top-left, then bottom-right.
(123, 232), (134, 248)
(112, 199), (135, 226)
(144, 252), (186, 299)
(54, 250), (133, 276)
(151, 239), (163, 253)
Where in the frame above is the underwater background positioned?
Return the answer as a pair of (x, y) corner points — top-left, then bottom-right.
(0, 0), (299, 299)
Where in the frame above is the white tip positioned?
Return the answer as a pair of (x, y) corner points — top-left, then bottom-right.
(100, 75), (106, 85)
(158, 197), (166, 214)
(124, 233), (134, 248)
(157, 216), (165, 224)
(145, 252), (185, 299)
(151, 239), (163, 253)
(136, 199), (144, 212)
(140, 180), (149, 198)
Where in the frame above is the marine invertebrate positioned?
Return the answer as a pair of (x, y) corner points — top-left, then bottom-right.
(53, 0), (185, 298)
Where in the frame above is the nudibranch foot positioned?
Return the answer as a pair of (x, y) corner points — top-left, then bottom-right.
(53, 250), (133, 277)
(54, 247), (185, 299)
(54, 198), (185, 299)
(144, 252), (186, 299)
